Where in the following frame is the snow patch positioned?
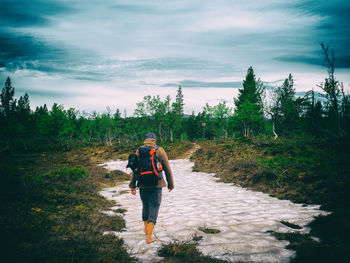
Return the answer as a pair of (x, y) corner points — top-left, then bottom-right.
(99, 159), (329, 263)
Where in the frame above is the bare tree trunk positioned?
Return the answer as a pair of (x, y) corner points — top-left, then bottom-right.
(106, 129), (112, 146)
(158, 122), (162, 141)
(170, 128), (173, 142)
(88, 130), (92, 142)
(223, 129), (228, 138)
(340, 83), (349, 134)
(273, 118), (278, 139)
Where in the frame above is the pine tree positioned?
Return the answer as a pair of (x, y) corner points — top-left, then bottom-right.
(0, 77), (15, 118)
(319, 43), (343, 136)
(17, 93), (30, 119)
(175, 85), (184, 117)
(304, 90), (323, 136)
(234, 67), (264, 136)
(273, 74), (300, 136)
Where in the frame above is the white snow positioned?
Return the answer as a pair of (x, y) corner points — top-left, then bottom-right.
(99, 159), (329, 263)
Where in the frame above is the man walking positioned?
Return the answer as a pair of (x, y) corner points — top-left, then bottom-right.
(129, 132), (174, 244)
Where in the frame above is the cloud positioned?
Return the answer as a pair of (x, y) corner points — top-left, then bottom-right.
(295, 91), (327, 102)
(111, 3), (159, 14)
(0, 0), (76, 76)
(0, 0), (72, 28)
(110, 2), (194, 15)
(274, 54), (350, 68)
(0, 31), (66, 70)
(15, 88), (75, 99)
(162, 80), (242, 89)
(1, 0), (350, 114)
(0, 31), (103, 80)
(125, 57), (230, 72)
(286, 0), (350, 67)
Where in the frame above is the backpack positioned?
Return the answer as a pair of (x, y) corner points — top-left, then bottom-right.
(136, 146), (163, 187)
(126, 153), (139, 174)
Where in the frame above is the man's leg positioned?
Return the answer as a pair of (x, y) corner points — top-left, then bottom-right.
(139, 189), (150, 235)
(146, 188), (162, 244)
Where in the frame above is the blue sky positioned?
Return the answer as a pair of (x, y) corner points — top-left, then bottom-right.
(1, 0), (349, 115)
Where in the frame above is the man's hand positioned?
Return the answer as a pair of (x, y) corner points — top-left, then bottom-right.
(168, 188), (173, 192)
(131, 188), (136, 195)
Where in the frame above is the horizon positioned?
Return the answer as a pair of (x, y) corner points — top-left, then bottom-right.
(1, 0), (350, 115)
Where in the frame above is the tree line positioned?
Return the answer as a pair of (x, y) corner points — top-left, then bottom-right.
(0, 44), (349, 149)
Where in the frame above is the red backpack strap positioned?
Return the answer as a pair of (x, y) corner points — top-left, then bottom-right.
(150, 147), (159, 177)
(153, 145), (163, 171)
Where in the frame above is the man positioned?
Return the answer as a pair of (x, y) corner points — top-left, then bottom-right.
(129, 132), (174, 244)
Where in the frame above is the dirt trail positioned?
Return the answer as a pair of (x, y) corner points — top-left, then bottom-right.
(184, 142), (200, 159)
(99, 159), (328, 263)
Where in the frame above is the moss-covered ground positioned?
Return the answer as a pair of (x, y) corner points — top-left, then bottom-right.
(0, 140), (195, 263)
(158, 240), (229, 263)
(3, 137), (349, 262)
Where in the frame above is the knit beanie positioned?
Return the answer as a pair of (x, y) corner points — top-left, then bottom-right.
(145, 132), (156, 140)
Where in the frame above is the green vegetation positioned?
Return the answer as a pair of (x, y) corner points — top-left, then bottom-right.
(191, 137), (350, 207)
(190, 136), (350, 262)
(116, 208), (128, 214)
(1, 45), (349, 150)
(0, 137), (194, 262)
(270, 226), (350, 263)
(234, 66), (265, 136)
(199, 227), (221, 234)
(0, 43), (349, 262)
(280, 221), (303, 230)
(158, 241), (228, 263)
(0, 164), (134, 263)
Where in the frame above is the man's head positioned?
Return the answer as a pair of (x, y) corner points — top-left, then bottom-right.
(145, 132), (156, 141)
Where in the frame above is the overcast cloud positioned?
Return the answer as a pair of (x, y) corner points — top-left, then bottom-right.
(1, 0), (349, 114)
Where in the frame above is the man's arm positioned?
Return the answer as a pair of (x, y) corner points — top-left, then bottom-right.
(129, 172), (137, 195)
(129, 171), (137, 188)
(158, 147), (174, 190)
(129, 149), (139, 194)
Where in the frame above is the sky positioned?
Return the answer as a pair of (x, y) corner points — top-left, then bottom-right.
(1, 0), (350, 115)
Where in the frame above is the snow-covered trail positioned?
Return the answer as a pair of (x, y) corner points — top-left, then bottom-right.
(99, 159), (329, 263)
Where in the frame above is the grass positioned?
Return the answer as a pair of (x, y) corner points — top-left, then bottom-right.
(0, 142), (134, 263)
(161, 141), (195, 159)
(3, 137), (349, 262)
(268, 229), (350, 263)
(191, 136), (350, 207)
(0, 140), (196, 263)
(0, 166), (134, 263)
(280, 221), (303, 230)
(158, 241), (228, 263)
(199, 227), (221, 234)
(190, 136), (350, 262)
(116, 208), (128, 214)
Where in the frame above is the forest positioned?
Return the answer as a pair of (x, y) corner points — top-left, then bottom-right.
(1, 44), (349, 151)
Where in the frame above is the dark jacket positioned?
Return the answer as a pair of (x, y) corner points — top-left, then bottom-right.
(129, 138), (174, 190)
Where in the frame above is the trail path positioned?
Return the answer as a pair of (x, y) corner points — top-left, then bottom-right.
(99, 159), (328, 263)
